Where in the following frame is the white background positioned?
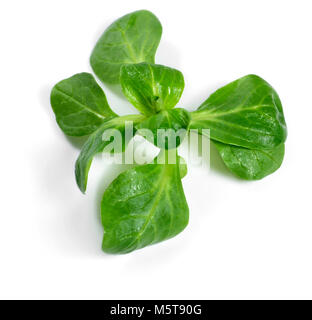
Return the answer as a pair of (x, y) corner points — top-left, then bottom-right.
(0, 0), (311, 299)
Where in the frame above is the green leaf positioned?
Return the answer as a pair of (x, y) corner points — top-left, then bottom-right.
(152, 151), (187, 178)
(136, 108), (190, 149)
(120, 63), (185, 115)
(50, 73), (116, 136)
(213, 141), (285, 180)
(101, 156), (189, 254)
(75, 114), (145, 193)
(190, 74), (287, 149)
(90, 10), (162, 84)
(178, 156), (187, 179)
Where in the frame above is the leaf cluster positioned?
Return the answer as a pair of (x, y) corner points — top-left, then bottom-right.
(50, 10), (287, 253)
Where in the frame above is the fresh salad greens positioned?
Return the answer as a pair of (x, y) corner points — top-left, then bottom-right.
(189, 74), (287, 150)
(120, 63), (185, 115)
(101, 151), (189, 254)
(90, 10), (162, 84)
(50, 73), (117, 136)
(50, 10), (287, 254)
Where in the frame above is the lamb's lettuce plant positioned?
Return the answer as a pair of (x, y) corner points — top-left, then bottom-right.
(50, 10), (287, 254)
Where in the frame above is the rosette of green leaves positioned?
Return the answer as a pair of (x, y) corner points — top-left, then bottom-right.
(50, 10), (287, 254)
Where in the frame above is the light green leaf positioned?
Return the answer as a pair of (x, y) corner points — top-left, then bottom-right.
(120, 63), (185, 115)
(190, 74), (287, 149)
(90, 10), (162, 84)
(75, 114), (145, 193)
(152, 151), (187, 178)
(178, 156), (187, 179)
(213, 141), (285, 180)
(136, 108), (190, 149)
(50, 73), (116, 136)
(101, 155), (189, 254)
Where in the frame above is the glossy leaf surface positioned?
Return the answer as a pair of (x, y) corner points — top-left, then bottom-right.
(136, 108), (190, 149)
(190, 75), (287, 149)
(101, 157), (189, 254)
(75, 114), (145, 193)
(213, 141), (285, 180)
(50, 73), (116, 136)
(90, 10), (162, 84)
(120, 63), (185, 115)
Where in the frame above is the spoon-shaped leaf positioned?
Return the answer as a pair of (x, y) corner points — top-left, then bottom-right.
(75, 114), (145, 193)
(101, 154), (189, 254)
(213, 141), (285, 180)
(50, 73), (116, 136)
(120, 63), (185, 115)
(190, 75), (287, 149)
(90, 10), (162, 84)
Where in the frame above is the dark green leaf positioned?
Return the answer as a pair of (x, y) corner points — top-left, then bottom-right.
(120, 63), (185, 115)
(90, 10), (162, 84)
(213, 141), (285, 180)
(50, 73), (116, 136)
(136, 108), (190, 149)
(190, 75), (287, 149)
(75, 114), (145, 193)
(101, 155), (189, 254)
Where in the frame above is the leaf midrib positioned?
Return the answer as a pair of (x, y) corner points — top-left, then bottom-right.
(116, 26), (139, 63)
(132, 164), (171, 247)
(54, 87), (105, 119)
(193, 104), (272, 118)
